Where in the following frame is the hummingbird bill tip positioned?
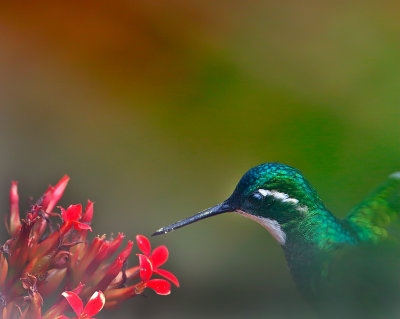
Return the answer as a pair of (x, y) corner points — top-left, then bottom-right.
(152, 227), (170, 237)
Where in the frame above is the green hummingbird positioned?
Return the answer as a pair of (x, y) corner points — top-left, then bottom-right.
(153, 163), (400, 318)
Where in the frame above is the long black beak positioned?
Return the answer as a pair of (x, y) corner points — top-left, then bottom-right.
(152, 201), (233, 236)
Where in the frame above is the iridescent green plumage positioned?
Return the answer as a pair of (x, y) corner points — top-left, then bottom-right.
(154, 163), (400, 318)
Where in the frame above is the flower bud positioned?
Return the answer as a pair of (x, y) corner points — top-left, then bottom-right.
(8, 181), (21, 236)
(81, 200), (94, 223)
(51, 251), (71, 269)
(0, 253), (8, 288)
(39, 268), (67, 297)
(43, 175), (70, 213)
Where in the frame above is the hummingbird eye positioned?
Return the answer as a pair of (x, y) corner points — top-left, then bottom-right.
(252, 192), (264, 200)
(247, 190), (265, 205)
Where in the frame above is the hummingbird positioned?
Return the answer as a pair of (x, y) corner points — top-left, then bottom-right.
(153, 163), (400, 318)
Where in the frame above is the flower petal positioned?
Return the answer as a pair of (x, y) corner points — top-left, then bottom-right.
(62, 291), (83, 315)
(60, 207), (67, 222)
(83, 291), (105, 317)
(136, 235), (151, 256)
(64, 204), (82, 222)
(72, 221), (92, 231)
(150, 245), (168, 268)
(138, 254), (153, 282)
(153, 268), (179, 287)
(146, 279), (171, 295)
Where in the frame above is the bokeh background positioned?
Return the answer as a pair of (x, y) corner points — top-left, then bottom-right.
(1, 2), (400, 318)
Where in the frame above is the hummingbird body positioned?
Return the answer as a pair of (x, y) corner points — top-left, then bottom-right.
(154, 163), (400, 318)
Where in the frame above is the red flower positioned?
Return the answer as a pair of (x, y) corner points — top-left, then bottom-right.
(103, 236), (180, 304)
(136, 235), (179, 287)
(136, 254), (172, 295)
(62, 290), (105, 319)
(61, 204), (92, 231)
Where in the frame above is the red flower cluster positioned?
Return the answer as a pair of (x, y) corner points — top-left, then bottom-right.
(0, 176), (179, 319)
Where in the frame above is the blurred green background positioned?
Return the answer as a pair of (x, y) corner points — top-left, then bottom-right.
(1, 2), (400, 318)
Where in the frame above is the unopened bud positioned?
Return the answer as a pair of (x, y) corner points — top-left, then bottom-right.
(9, 181), (21, 236)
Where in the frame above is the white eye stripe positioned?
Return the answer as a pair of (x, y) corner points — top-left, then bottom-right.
(257, 189), (299, 205)
(258, 189), (272, 197)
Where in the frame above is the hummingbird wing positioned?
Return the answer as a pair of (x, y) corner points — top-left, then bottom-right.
(344, 172), (400, 243)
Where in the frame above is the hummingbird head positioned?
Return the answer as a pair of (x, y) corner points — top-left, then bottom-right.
(153, 163), (323, 245)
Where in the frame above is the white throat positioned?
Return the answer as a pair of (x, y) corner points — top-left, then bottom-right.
(236, 210), (286, 245)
